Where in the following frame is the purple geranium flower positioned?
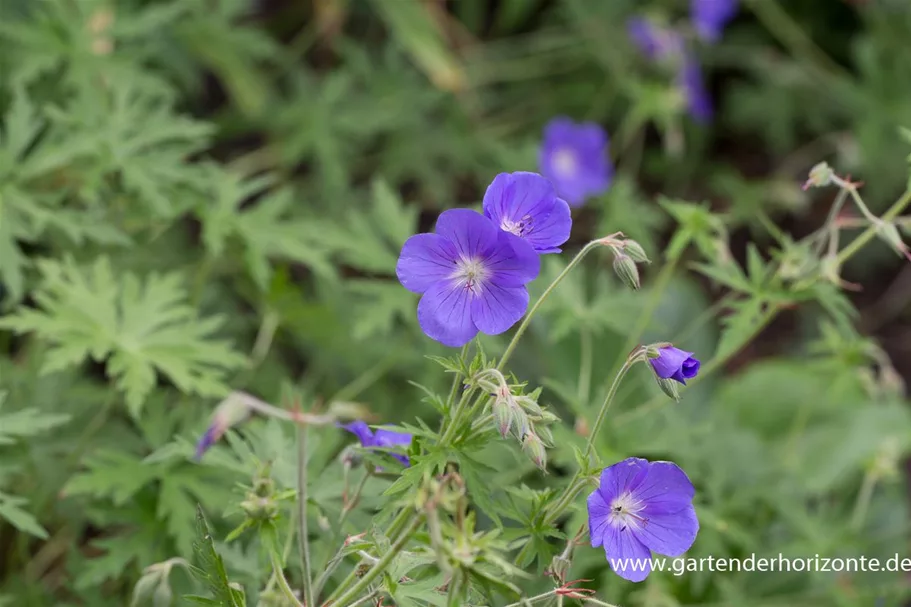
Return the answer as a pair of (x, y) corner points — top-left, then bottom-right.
(193, 397), (251, 461)
(627, 17), (684, 61)
(482, 172), (572, 254)
(588, 457), (699, 582)
(396, 209), (540, 347)
(340, 420), (413, 467)
(678, 56), (713, 123)
(649, 346), (701, 385)
(538, 117), (612, 207)
(691, 0), (738, 43)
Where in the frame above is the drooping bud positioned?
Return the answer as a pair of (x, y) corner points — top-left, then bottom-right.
(802, 162), (834, 191)
(492, 397), (512, 438)
(612, 253), (641, 290)
(622, 239), (651, 264)
(522, 432), (547, 472)
(536, 424), (555, 447)
(548, 554), (572, 585)
(876, 223), (911, 261)
(656, 377), (681, 401)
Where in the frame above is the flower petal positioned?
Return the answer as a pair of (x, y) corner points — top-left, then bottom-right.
(636, 502), (699, 557)
(603, 526), (652, 582)
(598, 457), (649, 503)
(587, 488), (612, 548)
(434, 208), (498, 259)
(471, 283), (529, 336)
(483, 172), (573, 254)
(339, 420), (375, 446)
(484, 230), (540, 287)
(396, 233), (458, 294)
(373, 428), (413, 448)
(417, 279), (478, 347)
(649, 347), (694, 380)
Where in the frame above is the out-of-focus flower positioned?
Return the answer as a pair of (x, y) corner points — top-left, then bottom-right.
(678, 56), (713, 123)
(626, 17), (684, 61)
(539, 117), (613, 207)
(588, 457), (699, 582)
(691, 0), (738, 43)
(396, 208), (540, 347)
(339, 420), (413, 466)
(194, 398), (251, 461)
(648, 346), (701, 385)
(482, 172), (572, 254)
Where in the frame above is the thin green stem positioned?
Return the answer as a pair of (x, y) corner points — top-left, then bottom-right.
(584, 359), (634, 461)
(503, 590), (558, 607)
(269, 549), (302, 606)
(263, 509), (300, 594)
(577, 329), (593, 407)
(498, 241), (601, 371)
(851, 469), (878, 531)
(297, 425), (314, 607)
(326, 513), (423, 606)
(836, 189), (911, 265)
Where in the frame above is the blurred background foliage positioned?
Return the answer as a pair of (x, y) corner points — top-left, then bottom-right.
(2, 0), (911, 605)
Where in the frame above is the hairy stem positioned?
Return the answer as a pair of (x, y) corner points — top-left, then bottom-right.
(584, 359), (634, 461)
(326, 513), (423, 606)
(297, 425), (314, 607)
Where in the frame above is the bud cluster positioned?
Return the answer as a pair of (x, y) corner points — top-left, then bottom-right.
(475, 370), (559, 472)
(597, 232), (651, 290)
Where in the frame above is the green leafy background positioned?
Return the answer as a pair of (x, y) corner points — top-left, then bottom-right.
(1, 0), (911, 605)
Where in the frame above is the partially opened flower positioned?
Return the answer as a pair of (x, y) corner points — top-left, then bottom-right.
(396, 209), (540, 347)
(691, 0), (738, 43)
(588, 457), (699, 582)
(649, 346), (701, 385)
(194, 397), (251, 461)
(482, 172), (572, 254)
(340, 420), (412, 467)
(539, 117), (612, 207)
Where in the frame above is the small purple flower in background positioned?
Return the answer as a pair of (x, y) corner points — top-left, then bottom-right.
(194, 397), (251, 461)
(482, 172), (572, 254)
(539, 117), (613, 207)
(649, 346), (701, 385)
(588, 457), (699, 582)
(396, 208), (540, 347)
(677, 57), (713, 123)
(626, 17), (684, 61)
(339, 420), (413, 467)
(691, 0), (738, 43)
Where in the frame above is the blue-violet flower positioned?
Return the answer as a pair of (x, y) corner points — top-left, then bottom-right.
(482, 171), (572, 254)
(396, 208), (540, 347)
(649, 346), (701, 385)
(339, 420), (413, 467)
(626, 17), (684, 61)
(691, 0), (738, 43)
(539, 117), (612, 207)
(588, 457), (699, 582)
(678, 56), (713, 123)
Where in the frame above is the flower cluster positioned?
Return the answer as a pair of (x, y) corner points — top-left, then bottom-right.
(627, 0), (738, 122)
(396, 172), (570, 347)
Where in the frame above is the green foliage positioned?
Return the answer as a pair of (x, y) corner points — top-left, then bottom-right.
(1, 1), (910, 606)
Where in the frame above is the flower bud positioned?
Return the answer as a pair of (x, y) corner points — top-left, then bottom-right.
(548, 554), (572, 585)
(492, 398), (512, 438)
(802, 162), (834, 190)
(612, 253), (640, 290)
(656, 377), (681, 401)
(522, 432), (547, 472)
(536, 424), (555, 447)
(622, 239), (650, 264)
(876, 223), (911, 261)
(152, 580), (172, 607)
(514, 394), (544, 416)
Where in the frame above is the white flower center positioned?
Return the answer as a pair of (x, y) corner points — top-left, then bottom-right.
(500, 214), (534, 238)
(451, 257), (489, 295)
(552, 147), (578, 178)
(609, 492), (648, 532)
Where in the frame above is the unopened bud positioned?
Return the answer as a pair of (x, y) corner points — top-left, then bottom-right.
(876, 223), (911, 261)
(514, 394), (544, 416)
(522, 432), (547, 472)
(152, 580), (172, 607)
(492, 398), (512, 438)
(802, 162), (834, 191)
(612, 254), (640, 290)
(536, 424), (555, 447)
(656, 377), (681, 401)
(240, 495), (278, 521)
(622, 240), (650, 264)
(548, 554), (572, 584)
